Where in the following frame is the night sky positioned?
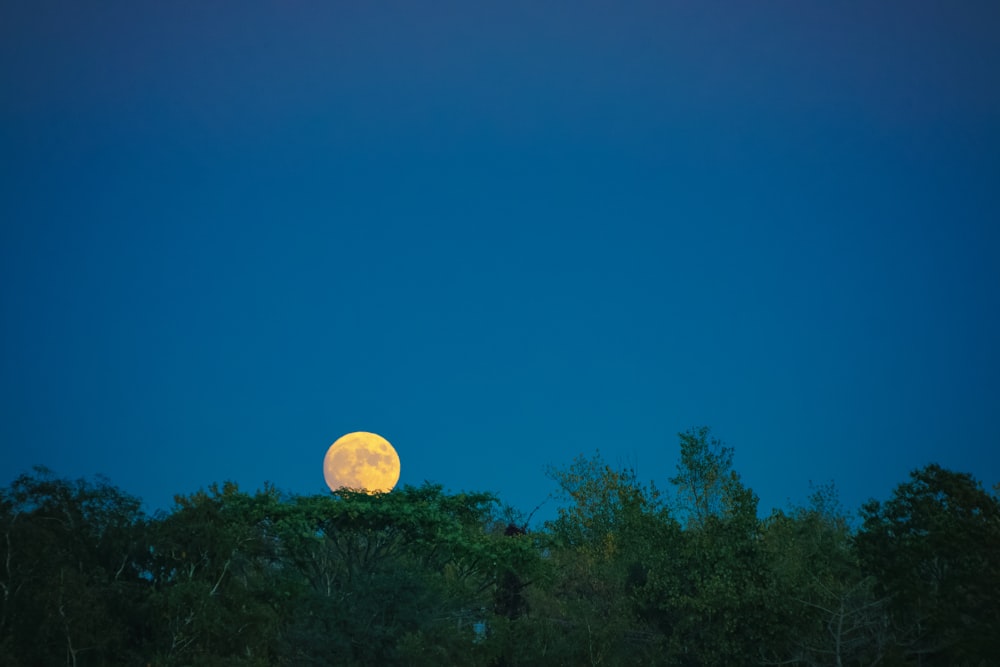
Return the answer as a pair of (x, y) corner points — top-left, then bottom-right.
(3, 1), (998, 524)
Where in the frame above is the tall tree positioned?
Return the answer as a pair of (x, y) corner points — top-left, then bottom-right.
(0, 468), (149, 666)
(855, 464), (1000, 665)
(543, 451), (678, 665)
(656, 428), (772, 665)
(669, 426), (738, 527)
(145, 481), (284, 666)
(273, 483), (534, 666)
(762, 483), (892, 666)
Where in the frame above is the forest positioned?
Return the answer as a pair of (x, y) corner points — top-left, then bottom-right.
(2, 427), (998, 666)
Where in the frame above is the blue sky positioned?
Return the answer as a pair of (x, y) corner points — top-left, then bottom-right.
(2, 1), (998, 524)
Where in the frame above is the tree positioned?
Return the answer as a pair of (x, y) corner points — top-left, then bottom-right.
(855, 464), (1000, 665)
(145, 481), (285, 666)
(272, 483), (535, 666)
(0, 467), (149, 666)
(653, 428), (772, 665)
(542, 451), (678, 665)
(669, 426), (739, 527)
(762, 483), (892, 666)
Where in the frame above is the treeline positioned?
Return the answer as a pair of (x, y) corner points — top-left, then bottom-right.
(1, 427), (998, 666)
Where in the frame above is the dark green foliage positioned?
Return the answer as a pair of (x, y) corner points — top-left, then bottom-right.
(271, 485), (516, 666)
(0, 467), (150, 666)
(762, 483), (892, 666)
(542, 451), (678, 665)
(2, 442), (997, 666)
(145, 481), (284, 665)
(855, 464), (1000, 666)
(652, 429), (773, 665)
(669, 426), (737, 528)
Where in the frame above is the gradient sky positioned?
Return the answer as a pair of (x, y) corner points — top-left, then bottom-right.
(2, 1), (998, 524)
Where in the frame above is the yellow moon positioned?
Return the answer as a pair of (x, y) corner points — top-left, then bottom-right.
(323, 431), (401, 494)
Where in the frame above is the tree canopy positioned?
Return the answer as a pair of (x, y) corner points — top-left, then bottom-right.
(2, 432), (997, 666)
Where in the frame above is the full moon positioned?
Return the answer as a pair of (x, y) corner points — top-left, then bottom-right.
(323, 431), (401, 494)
